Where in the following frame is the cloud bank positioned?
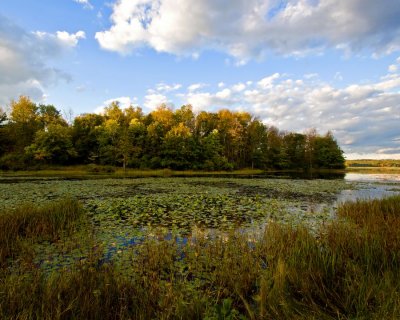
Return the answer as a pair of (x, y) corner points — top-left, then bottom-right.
(0, 15), (85, 106)
(96, 0), (400, 61)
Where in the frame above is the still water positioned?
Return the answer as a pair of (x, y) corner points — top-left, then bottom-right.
(338, 173), (400, 203)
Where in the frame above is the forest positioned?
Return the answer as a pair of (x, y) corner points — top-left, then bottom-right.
(0, 96), (345, 171)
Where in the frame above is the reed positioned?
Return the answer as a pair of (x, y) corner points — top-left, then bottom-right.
(0, 198), (84, 266)
(1, 196), (399, 319)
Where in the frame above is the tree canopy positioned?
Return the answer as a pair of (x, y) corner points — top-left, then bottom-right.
(0, 96), (345, 170)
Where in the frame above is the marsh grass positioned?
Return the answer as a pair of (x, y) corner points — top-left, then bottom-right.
(1, 196), (400, 319)
(0, 165), (264, 178)
(0, 198), (84, 266)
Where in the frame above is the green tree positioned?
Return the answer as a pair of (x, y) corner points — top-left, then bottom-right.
(264, 126), (282, 168)
(117, 127), (137, 171)
(162, 123), (194, 169)
(304, 128), (317, 170)
(38, 104), (67, 129)
(26, 124), (77, 164)
(313, 132), (345, 169)
(0, 107), (9, 157)
(282, 133), (306, 169)
(200, 129), (231, 170)
(174, 105), (195, 131)
(72, 113), (104, 163)
(97, 119), (120, 165)
(246, 120), (267, 169)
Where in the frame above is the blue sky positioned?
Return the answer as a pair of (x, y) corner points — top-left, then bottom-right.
(1, 0), (400, 159)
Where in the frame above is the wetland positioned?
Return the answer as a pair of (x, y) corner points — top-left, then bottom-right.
(1, 172), (400, 319)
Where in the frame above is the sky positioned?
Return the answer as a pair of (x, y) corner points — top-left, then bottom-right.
(1, 0), (400, 159)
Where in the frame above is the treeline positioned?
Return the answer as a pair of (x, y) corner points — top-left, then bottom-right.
(0, 96), (345, 171)
(347, 159), (400, 167)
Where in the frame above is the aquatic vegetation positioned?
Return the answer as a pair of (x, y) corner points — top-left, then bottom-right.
(0, 198), (85, 267)
(1, 196), (400, 319)
(0, 176), (352, 267)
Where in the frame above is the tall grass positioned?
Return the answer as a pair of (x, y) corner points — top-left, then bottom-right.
(1, 196), (400, 319)
(0, 198), (84, 266)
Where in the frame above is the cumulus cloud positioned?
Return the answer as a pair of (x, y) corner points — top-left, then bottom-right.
(56, 31), (86, 47)
(143, 92), (172, 110)
(188, 83), (207, 92)
(0, 15), (85, 106)
(155, 83), (182, 92)
(232, 82), (246, 92)
(34, 30), (86, 48)
(95, 0), (400, 61)
(95, 96), (138, 114)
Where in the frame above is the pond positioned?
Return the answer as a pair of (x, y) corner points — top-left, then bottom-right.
(338, 173), (400, 203)
(1, 172), (399, 271)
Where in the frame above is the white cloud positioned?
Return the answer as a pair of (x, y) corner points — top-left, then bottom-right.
(215, 88), (232, 99)
(34, 30), (86, 48)
(74, 0), (93, 10)
(388, 64), (398, 73)
(184, 90), (236, 112)
(346, 153), (400, 160)
(188, 83), (206, 92)
(232, 83), (246, 92)
(156, 83), (182, 92)
(258, 73), (280, 89)
(95, 0), (400, 61)
(0, 16), (80, 106)
(144, 93), (171, 110)
(95, 96), (138, 114)
(56, 31), (86, 47)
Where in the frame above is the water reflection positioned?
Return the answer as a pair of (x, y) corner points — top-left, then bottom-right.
(337, 173), (400, 204)
(345, 173), (400, 182)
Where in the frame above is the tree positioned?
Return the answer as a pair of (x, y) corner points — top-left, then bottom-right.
(282, 133), (306, 169)
(195, 111), (218, 137)
(126, 118), (146, 168)
(117, 127), (138, 171)
(10, 96), (38, 124)
(304, 128), (317, 170)
(246, 120), (267, 169)
(26, 124), (77, 164)
(8, 96), (40, 152)
(0, 107), (6, 125)
(38, 104), (67, 129)
(174, 105), (195, 131)
(265, 126), (282, 168)
(97, 119), (120, 165)
(0, 107), (9, 157)
(124, 106), (144, 125)
(162, 123), (194, 169)
(313, 132), (345, 169)
(200, 129), (231, 170)
(104, 102), (124, 124)
(72, 113), (104, 163)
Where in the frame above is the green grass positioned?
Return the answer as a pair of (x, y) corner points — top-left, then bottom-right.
(0, 198), (85, 266)
(0, 165), (265, 178)
(1, 196), (400, 319)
